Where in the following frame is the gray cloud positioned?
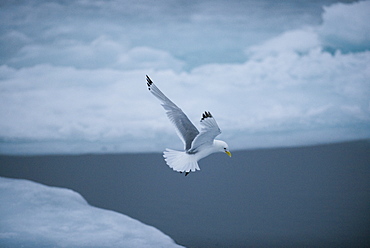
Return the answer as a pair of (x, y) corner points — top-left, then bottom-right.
(1, 0), (355, 68)
(0, 0), (369, 154)
(319, 0), (370, 52)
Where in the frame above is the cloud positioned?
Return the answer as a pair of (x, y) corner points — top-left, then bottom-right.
(9, 36), (124, 69)
(8, 35), (184, 71)
(0, 0), (369, 154)
(319, 0), (370, 52)
(191, 48), (370, 127)
(0, 0), (342, 69)
(116, 47), (185, 71)
(246, 28), (321, 59)
(247, 0), (370, 57)
(1, 47), (369, 154)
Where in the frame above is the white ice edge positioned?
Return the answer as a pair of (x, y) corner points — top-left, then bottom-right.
(0, 176), (184, 248)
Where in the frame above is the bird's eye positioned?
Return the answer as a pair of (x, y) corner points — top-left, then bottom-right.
(224, 147), (226, 150)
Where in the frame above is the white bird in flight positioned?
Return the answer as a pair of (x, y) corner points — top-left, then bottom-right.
(146, 75), (231, 176)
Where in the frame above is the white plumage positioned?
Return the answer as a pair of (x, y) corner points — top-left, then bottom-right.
(146, 75), (231, 176)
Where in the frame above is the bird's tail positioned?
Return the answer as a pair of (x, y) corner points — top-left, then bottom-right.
(163, 149), (200, 175)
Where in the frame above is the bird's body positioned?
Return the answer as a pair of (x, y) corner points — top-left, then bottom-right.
(146, 75), (231, 175)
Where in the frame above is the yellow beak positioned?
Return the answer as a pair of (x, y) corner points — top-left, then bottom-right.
(225, 151), (232, 157)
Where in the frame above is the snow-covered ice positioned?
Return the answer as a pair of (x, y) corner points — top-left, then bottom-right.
(0, 176), (184, 248)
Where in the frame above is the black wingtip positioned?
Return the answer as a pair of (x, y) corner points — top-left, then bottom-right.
(201, 111), (212, 120)
(146, 75), (153, 89)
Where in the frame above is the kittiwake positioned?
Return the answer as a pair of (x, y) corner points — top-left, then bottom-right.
(146, 75), (231, 176)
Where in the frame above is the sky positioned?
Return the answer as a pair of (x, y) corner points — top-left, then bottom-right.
(0, 0), (369, 154)
(0, 176), (183, 247)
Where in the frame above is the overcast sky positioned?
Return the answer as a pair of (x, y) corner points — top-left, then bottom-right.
(1, 0), (369, 154)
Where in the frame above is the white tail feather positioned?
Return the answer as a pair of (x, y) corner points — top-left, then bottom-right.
(163, 149), (200, 173)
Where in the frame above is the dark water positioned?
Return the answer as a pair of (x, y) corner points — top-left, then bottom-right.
(1, 140), (369, 247)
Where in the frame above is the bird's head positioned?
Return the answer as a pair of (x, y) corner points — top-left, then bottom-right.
(214, 140), (232, 157)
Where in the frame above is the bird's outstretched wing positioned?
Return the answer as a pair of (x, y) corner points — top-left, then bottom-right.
(146, 75), (199, 151)
(188, 111), (221, 153)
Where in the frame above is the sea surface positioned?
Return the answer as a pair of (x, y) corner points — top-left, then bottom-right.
(1, 140), (369, 247)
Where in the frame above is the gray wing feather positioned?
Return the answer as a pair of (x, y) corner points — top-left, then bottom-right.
(146, 75), (199, 151)
(188, 111), (221, 153)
